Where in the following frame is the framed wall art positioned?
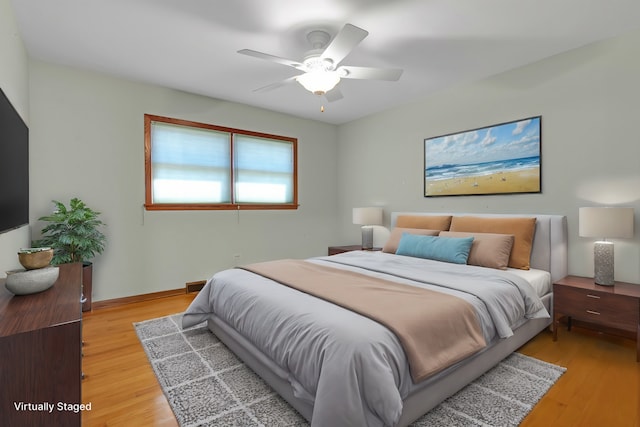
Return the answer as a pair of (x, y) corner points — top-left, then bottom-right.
(424, 116), (541, 197)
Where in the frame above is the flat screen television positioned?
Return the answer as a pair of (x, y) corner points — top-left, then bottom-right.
(0, 88), (29, 234)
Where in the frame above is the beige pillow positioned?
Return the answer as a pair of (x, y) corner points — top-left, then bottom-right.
(395, 215), (452, 231)
(383, 227), (440, 253)
(449, 216), (536, 270)
(439, 231), (514, 270)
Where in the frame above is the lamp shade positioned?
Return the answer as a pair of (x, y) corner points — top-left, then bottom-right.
(296, 71), (340, 95)
(579, 207), (634, 239)
(352, 207), (383, 226)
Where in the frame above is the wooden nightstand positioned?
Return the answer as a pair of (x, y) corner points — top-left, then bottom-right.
(553, 275), (640, 361)
(328, 245), (382, 256)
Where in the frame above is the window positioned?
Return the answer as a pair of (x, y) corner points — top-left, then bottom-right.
(144, 114), (298, 210)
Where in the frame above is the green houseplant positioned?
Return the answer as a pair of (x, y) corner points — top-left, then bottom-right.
(33, 198), (106, 312)
(33, 198), (106, 265)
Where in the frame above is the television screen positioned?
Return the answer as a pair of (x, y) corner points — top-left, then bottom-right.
(0, 88), (29, 233)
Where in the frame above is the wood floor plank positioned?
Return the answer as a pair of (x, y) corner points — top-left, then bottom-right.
(519, 327), (639, 427)
(81, 294), (639, 426)
(82, 295), (195, 427)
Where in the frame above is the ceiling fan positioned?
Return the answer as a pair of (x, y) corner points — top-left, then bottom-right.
(238, 23), (403, 102)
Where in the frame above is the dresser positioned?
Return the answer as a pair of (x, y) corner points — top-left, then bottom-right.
(553, 275), (640, 361)
(0, 262), (83, 426)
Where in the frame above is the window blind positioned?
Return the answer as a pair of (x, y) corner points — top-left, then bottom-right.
(151, 122), (231, 203)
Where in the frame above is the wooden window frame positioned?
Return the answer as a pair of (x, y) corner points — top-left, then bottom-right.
(144, 114), (298, 211)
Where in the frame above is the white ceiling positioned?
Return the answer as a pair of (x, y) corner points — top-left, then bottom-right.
(11, 0), (640, 125)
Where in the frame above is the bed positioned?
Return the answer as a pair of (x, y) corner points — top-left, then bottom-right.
(183, 212), (568, 427)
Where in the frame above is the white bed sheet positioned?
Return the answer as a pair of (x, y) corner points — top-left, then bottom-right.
(506, 267), (551, 297)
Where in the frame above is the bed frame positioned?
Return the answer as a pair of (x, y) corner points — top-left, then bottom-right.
(207, 213), (568, 426)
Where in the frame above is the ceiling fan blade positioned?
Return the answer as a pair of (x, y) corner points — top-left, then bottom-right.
(338, 66), (403, 81)
(238, 49), (306, 70)
(324, 88), (344, 102)
(253, 75), (299, 93)
(321, 24), (368, 66)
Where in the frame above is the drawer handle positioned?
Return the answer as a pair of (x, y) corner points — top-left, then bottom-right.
(586, 310), (600, 315)
(586, 294), (601, 299)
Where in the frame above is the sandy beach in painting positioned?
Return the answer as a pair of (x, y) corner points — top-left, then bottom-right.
(425, 167), (540, 196)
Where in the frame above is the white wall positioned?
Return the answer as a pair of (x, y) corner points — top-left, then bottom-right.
(28, 61), (340, 301)
(0, 0), (30, 276)
(337, 29), (640, 284)
(5, 0), (639, 295)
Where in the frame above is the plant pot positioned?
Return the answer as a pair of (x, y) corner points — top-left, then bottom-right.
(82, 262), (93, 312)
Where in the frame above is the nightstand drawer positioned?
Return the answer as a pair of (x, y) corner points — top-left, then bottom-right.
(554, 286), (639, 332)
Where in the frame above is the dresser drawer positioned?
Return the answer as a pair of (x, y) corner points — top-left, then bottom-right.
(554, 285), (639, 332)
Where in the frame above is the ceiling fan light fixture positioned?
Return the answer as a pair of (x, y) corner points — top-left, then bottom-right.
(238, 23), (402, 101)
(296, 71), (340, 95)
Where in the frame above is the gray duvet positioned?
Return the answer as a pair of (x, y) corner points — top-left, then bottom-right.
(182, 251), (548, 427)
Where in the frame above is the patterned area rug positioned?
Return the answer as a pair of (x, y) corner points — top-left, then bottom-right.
(134, 313), (565, 427)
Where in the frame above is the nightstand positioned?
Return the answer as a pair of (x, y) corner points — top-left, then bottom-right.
(328, 245), (382, 256)
(553, 275), (640, 361)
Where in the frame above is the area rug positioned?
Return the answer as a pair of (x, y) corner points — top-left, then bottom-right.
(134, 313), (565, 427)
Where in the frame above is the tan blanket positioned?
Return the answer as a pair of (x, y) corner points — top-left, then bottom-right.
(240, 259), (486, 382)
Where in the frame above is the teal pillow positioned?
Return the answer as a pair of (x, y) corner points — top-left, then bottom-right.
(396, 234), (474, 264)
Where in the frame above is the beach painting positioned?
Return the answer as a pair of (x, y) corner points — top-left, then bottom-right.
(424, 116), (541, 197)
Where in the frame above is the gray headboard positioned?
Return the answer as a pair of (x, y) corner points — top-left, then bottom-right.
(391, 212), (568, 283)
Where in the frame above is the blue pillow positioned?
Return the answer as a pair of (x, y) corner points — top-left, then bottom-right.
(396, 234), (474, 264)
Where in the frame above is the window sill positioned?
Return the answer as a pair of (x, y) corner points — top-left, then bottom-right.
(144, 203), (299, 211)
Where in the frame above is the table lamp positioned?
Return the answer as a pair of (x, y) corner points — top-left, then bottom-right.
(579, 207), (634, 286)
(352, 207), (383, 250)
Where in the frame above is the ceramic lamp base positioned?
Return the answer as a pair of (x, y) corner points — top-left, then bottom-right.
(594, 241), (614, 286)
(361, 226), (374, 250)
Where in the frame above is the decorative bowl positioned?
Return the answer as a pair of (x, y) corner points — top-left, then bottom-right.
(18, 248), (54, 270)
(5, 266), (59, 295)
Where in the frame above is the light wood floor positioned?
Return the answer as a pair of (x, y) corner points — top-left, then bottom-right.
(81, 294), (639, 427)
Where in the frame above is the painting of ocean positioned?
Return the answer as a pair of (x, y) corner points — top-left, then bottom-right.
(424, 117), (541, 196)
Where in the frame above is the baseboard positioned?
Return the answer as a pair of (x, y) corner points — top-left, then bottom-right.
(92, 288), (185, 311)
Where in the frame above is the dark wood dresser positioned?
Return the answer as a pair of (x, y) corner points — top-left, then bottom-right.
(0, 262), (83, 426)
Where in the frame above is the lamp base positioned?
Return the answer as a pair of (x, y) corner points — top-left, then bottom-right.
(594, 241), (614, 286)
(361, 226), (374, 250)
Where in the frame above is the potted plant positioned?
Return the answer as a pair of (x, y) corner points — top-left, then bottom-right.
(33, 198), (106, 311)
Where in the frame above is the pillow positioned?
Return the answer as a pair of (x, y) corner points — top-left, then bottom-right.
(395, 215), (452, 231)
(396, 234), (474, 264)
(449, 216), (536, 270)
(382, 227), (440, 253)
(439, 231), (514, 270)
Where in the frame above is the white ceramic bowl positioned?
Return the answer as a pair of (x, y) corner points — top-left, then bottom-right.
(5, 266), (60, 295)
